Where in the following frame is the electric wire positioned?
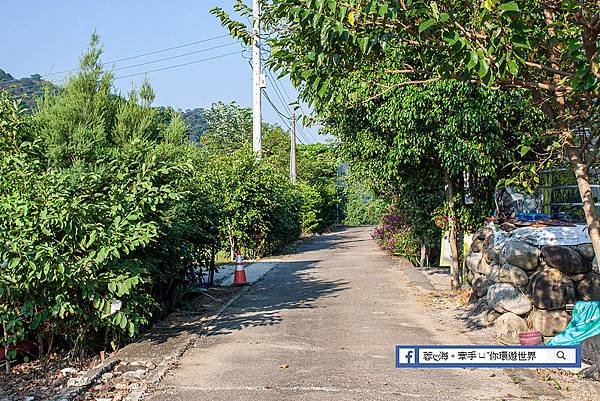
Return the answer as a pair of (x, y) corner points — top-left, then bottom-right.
(2, 41), (239, 94)
(11, 51), (242, 99)
(0, 33), (233, 85)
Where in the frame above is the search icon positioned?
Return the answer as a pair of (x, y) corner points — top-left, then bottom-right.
(556, 351), (566, 360)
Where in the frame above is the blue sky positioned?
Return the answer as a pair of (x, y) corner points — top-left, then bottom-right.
(0, 0), (322, 143)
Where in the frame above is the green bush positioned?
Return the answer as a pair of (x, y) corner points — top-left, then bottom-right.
(0, 36), (219, 356)
(371, 206), (421, 266)
(203, 148), (301, 259)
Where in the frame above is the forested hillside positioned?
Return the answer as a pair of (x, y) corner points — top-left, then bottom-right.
(0, 68), (55, 109)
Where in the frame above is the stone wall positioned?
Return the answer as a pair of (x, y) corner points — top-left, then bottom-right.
(466, 227), (600, 343)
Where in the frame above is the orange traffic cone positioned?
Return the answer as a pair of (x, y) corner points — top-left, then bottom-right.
(233, 251), (247, 286)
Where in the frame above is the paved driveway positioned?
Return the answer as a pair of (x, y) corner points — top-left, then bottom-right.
(149, 226), (561, 400)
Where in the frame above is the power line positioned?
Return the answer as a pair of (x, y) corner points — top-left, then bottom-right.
(114, 51), (241, 80)
(263, 90), (309, 145)
(110, 42), (238, 73)
(0, 33), (235, 85)
(11, 51), (242, 100)
(263, 67), (317, 143)
(1, 42), (240, 95)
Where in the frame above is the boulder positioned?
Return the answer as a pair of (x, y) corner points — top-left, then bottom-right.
(563, 276), (577, 305)
(542, 245), (590, 275)
(571, 273), (588, 283)
(472, 276), (490, 298)
(471, 238), (484, 253)
(500, 239), (540, 271)
(483, 244), (500, 264)
(576, 273), (600, 301)
(581, 333), (600, 365)
(487, 264), (501, 283)
(572, 243), (595, 261)
(476, 257), (493, 276)
(493, 312), (528, 344)
(527, 308), (570, 337)
(498, 263), (529, 288)
(485, 309), (502, 324)
(476, 227), (494, 241)
(487, 283), (532, 315)
(594, 256), (599, 274)
(528, 268), (573, 310)
(466, 251), (483, 273)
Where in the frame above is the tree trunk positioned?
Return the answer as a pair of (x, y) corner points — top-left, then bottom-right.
(419, 244), (427, 268)
(2, 320), (9, 374)
(445, 170), (460, 289)
(227, 222), (235, 261)
(565, 141), (600, 261)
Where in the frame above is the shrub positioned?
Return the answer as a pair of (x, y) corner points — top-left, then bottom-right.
(371, 207), (421, 266)
(203, 148), (301, 259)
(0, 36), (219, 358)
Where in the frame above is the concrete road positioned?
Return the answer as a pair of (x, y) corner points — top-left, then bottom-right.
(149, 226), (559, 401)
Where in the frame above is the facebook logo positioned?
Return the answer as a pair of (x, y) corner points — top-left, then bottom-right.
(396, 347), (418, 367)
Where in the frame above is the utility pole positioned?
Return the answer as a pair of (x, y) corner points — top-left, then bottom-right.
(252, 0), (262, 156)
(290, 112), (297, 183)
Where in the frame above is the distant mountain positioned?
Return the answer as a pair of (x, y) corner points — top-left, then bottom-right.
(181, 107), (208, 143)
(0, 68), (56, 109)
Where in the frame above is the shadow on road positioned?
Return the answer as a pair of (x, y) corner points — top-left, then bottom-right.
(205, 259), (349, 337)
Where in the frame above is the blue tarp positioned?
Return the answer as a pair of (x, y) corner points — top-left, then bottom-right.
(547, 301), (600, 346)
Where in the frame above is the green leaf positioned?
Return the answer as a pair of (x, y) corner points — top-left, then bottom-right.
(466, 51), (479, 69)
(498, 1), (519, 12)
(418, 19), (435, 33)
(357, 36), (369, 53)
(507, 59), (519, 76)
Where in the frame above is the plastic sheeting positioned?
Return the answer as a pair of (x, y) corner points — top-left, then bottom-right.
(547, 301), (600, 346)
(490, 224), (590, 247)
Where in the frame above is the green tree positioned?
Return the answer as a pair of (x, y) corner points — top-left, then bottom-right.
(213, 0), (600, 260)
(327, 77), (545, 286)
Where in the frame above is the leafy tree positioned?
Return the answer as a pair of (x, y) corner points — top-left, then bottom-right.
(181, 107), (208, 142)
(213, 0), (600, 260)
(343, 182), (389, 226)
(296, 142), (341, 232)
(327, 76), (545, 285)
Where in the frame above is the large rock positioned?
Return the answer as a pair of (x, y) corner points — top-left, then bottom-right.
(500, 239), (540, 271)
(527, 308), (570, 337)
(542, 245), (590, 275)
(581, 333), (600, 365)
(493, 312), (528, 344)
(594, 256), (599, 274)
(528, 268), (575, 310)
(472, 276), (490, 298)
(498, 263), (529, 288)
(476, 257), (493, 276)
(471, 238), (484, 253)
(466, 251), (483, 273)
(483, 243), (500, 264)
(487, 264), (501, 283)
(571, 273), (588, 283)
(576, 273), (600, 301)
(572, 243), (595, 261)
(487, 283), (532, 315)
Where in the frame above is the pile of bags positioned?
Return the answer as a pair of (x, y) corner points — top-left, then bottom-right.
(466, 226), (600, 343)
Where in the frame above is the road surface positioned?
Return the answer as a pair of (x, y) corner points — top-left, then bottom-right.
(149, 226), (563, 400)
